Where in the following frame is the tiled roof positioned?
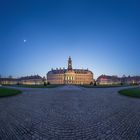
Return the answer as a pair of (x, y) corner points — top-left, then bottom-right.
(19, 75), (42, 80)
(47, 69), (92, 74)
(0, 75), (43, 82)
(97, 75), (120, 81)
(97, 75), (140, 82)
(0, 78), (18, 81)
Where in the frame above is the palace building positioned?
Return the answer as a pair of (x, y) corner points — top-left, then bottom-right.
(0, 75), (45, 85)
(47, 57), (94, 85)
(96, 75), (121, 85)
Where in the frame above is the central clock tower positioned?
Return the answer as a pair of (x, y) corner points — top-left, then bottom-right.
(68, 56), (72, 71)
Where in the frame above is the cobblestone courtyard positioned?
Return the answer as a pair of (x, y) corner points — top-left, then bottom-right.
(0, 86), (140, 140)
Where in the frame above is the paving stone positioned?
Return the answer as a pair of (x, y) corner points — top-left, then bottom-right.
(0, 85), (140, 139)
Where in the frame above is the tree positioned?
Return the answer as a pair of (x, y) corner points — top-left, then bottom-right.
(120, 82), (123, 86)
(90, 82), (93, 85)
(44, 82), (47, 86)
(94, 82), (97, 86)
(47, 82), (50, 85)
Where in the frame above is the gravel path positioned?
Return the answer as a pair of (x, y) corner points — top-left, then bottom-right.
(0, 86), (140, 140)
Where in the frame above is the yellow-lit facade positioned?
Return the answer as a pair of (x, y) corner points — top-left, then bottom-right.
(47, 57), (94, 85)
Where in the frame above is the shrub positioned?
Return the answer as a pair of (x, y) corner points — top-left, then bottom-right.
(47, 82), (50, 85)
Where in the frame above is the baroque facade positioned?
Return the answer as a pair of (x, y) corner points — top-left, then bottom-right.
(96, 75), (121, 85)
(18, 75), (45, 85)
(96, 75), (140, 85)
(0, 75), (45, 85)
(47, 57), (94, 85)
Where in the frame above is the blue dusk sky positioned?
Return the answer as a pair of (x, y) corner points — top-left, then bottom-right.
(0, 0), (140, 79)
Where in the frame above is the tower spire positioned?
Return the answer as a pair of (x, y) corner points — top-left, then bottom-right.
(68, 56), (72, 71)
